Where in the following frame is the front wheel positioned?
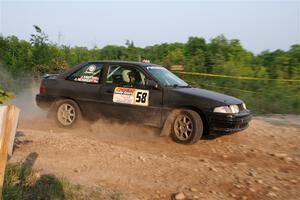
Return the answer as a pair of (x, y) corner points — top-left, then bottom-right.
(55, 99), (80, 127)
(170, 109), (203, 144)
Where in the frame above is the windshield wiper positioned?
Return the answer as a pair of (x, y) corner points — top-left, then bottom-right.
(178, 85), (191, 88)
(165, 84), (191, 88)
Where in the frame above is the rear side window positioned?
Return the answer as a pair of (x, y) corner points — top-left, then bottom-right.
(68, 63), (103, 83)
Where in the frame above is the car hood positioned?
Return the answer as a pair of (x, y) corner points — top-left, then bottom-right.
(171, 87), (243, 105)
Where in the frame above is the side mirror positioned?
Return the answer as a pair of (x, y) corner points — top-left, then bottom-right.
(146, 80), (159, 89)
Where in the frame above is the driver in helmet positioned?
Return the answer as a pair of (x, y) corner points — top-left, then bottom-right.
(127, 70), (141, 87)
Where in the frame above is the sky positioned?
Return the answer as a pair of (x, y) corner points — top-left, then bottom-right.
(0, 0), (299, 53)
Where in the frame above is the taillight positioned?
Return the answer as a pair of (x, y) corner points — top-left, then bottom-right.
(40, 84), (46, 93)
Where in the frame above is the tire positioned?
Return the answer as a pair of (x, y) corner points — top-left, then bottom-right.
(55, 99), (81, 128)
(170, 109), (203, 144)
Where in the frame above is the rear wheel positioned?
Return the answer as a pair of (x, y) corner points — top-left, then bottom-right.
(170, 109), (203, 144)
(55, 99), (80, 127)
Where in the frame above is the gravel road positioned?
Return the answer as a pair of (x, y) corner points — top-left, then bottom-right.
(10, 115), (300, 200)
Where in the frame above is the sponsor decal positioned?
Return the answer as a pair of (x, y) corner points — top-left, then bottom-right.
(75, 65), (100, 83)
(113, 87), (149, 106)
(75, 75), (98, 83)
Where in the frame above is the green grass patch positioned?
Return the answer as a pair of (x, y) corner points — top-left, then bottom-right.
(3, 163), (75, 200)
(3, 163), (123, 200)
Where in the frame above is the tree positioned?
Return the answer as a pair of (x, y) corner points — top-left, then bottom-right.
(185, 37), (206, 56)
(0, 28), (299, 80)
(164, 48), (185, 67)
(30, 25), (52, 72)
(287, 44), (300, 78)
(30, 25), (49, 46)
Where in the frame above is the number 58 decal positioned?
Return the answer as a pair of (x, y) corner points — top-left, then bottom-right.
(135, 90), (149, 106)
(113, 87), (149, 106)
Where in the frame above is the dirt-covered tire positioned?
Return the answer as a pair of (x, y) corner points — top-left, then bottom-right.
(54, 99), (81, 128)
(170, 109), (203, 144)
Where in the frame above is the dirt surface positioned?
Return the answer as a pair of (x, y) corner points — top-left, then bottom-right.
(10, 115), (300, 200)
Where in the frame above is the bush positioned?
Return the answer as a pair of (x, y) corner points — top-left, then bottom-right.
(0, 89), (14, 104)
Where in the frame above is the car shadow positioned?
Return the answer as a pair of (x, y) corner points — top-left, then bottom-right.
(202, 132), (235, 140)
(13, 131), (33, 151)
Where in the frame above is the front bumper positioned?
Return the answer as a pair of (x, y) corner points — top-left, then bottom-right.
(208, 110), (252, 133)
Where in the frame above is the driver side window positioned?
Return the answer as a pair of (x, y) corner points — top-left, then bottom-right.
(106, 65), (146, 88)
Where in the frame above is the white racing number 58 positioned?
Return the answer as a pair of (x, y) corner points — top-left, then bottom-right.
(135, 90), (149, 106)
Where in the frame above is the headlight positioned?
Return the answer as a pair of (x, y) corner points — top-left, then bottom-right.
(213, 105), (239, 114)
(213, 106), (231, 113)
(242, 103), (247, 110)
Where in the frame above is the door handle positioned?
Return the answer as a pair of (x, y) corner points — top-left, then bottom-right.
(106, 90), (113, 94)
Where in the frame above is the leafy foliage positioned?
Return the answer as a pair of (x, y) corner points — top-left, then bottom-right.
(0, 26), (299, 80)
(0, 89), (14, 104)
(0, 25), (299, 113)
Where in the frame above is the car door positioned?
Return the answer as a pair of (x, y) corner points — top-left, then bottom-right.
(61, 62), (105, 119)
(99, 63), (163, 127)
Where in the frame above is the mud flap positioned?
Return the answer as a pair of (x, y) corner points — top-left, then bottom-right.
(160, 109), (181, 136)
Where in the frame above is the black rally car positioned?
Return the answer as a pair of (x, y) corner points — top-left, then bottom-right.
(36, 61), (251, 144)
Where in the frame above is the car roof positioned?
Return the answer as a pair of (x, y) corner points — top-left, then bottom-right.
(58, 60), (162, 79)
(88, 60), (160, 68)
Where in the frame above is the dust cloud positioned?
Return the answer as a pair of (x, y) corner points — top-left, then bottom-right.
(86, 118), (161, 142)
(11, 81), (47, 120)
(0, 66), (46, 120)
(0, 65), (162, 142)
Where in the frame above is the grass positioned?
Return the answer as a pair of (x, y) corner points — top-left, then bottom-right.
(3, 163), (124, 200)
(3, 163), (75, 200)
(110, 191), (124, 200)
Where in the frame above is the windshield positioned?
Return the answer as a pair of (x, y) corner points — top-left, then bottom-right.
(147, 66), (189, 87)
